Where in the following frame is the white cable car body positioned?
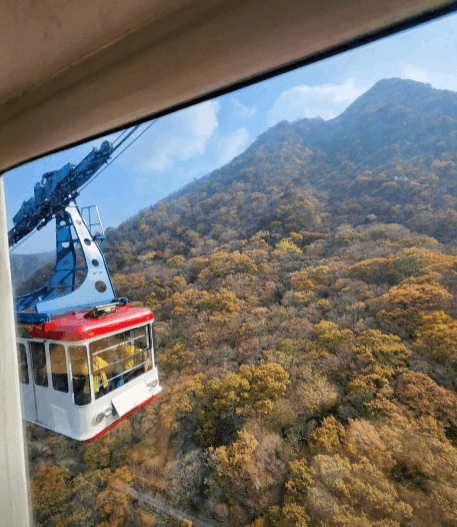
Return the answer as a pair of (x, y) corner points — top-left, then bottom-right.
(10, 133), (162, 441)
(16, 303), (161, 441)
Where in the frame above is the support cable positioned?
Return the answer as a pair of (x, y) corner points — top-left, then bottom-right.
(11, 119), (158, 252)
(10, 229), (35, 252)
(112, 127), (130, 146)
(78, 119), (157, 193)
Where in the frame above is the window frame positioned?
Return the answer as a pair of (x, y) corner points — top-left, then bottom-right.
(17, 343), (29, 385)
(0, 178), (32, 527)
(1, 4), (455, 526)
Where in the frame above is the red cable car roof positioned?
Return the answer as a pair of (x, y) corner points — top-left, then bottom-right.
(28, 304), (154, 342)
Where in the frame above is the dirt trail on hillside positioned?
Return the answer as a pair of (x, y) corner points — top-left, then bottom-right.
(121, 485), (222, 527)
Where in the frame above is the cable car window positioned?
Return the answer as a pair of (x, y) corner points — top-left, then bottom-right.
(69, 345), (91, 406)
(131, 326), (149, 350)
(89, 325), (151, 396)
(30, 341), (47, 387)
(17, 343), (29, 384)
(131, 325), (152, 370)
(49, 343), (69, 393)
(150, 323), (156, 368)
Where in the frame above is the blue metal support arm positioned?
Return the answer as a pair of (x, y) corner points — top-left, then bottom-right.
(8, 125), (140, 248)
(15, 201), (116, 316)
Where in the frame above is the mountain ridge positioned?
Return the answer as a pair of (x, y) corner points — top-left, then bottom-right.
(18, 78), (457, 290)
(22, 77), (457, 527)
(98, 77), (457, 279)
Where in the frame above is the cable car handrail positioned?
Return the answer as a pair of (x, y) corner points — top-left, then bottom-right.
(91, 337), (149, 356)
(92, 345), (149, 359)
(94, 361), (151, 384)
(84, 299), (129, 318)
(91, 351), (150, 371)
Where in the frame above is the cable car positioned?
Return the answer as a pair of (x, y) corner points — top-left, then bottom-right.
(16, 301), (161, 441)
(9, 135), (162, 440)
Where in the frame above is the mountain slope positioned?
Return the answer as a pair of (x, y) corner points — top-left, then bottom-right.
(27, 78), (457, 527)
(10, 251), (55, 293)
(103, 78), (457, 276)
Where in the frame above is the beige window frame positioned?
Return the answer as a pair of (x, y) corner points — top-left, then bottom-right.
(1, 3), (455, 527)
(0, 178), (31, 527)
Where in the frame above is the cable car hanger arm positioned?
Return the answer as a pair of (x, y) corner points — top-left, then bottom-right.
(8, 124), (141, 247)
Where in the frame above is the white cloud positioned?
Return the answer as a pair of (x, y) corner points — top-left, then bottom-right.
(127, 100), (220, 171)
(217, 128), (250, 166)
(231, 98), (257, 119)
(400, 65), (457, 92)
(401, 66), (430, 84)
(267, 79), (364, 126)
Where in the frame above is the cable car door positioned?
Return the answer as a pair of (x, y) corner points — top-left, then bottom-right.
(29, 340), (50, 426)
(46, 342), (73, 435)
(16, 340), (38, 423)
(30, 340), (73, 434)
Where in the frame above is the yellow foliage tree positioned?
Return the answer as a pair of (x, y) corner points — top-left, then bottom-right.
(309, 416), (346, 454)
(289, 269), (315, 291)
(284, 460), (313, 506)
(345, 419), (394, 471)
(95, 467), (134, 527)
(202, 250), (258, 278)
(352, 330), (411, 378)
(165, 254), (185, 269)
(350, 247), (433, 285)
(195, 363), (289, 446)
(269, 503), (310, 527)
(32, 462), (72, 527)
(32, 462), (109, 527)
(379, 275), (452, 335)
(346, 374), (394, 416)
(379, 413), (457, 526)
(272, 238), (303, 258)
(313, 321), (352, 352)
(83, 420), (132, 469)
(157, 340), (195, 372)
(307, 453), (412, 526)
(396, 371), (457, 429)
(212, 429), (258, 483)
(413, 310), (457, 361)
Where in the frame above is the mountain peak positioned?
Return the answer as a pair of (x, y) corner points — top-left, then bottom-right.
(337, 77), (457, 122)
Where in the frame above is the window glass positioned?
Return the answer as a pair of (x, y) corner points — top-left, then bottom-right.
(50, 343), (68, 392)
(16, 324), (31, 339)
(69, 345), (91, 405)
(7, 12), (457, 527)
(17, 343), (29, 384)
(89, 324), (151, 397)
(131, 325), (149, 351)
(150, 323), (155, 368)
(30, 341), (47, 387)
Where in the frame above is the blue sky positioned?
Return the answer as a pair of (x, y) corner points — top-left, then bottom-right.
(5, 12), (457, 254)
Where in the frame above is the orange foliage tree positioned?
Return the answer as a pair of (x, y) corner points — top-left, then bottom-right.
(378, 275), (452, 335)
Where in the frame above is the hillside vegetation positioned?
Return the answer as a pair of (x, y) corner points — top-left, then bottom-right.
(26, 78), (457, 527)
(10, 251), (54, 293)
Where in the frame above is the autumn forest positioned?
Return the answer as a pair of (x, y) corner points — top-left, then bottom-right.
(21, 78), (457, 526)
